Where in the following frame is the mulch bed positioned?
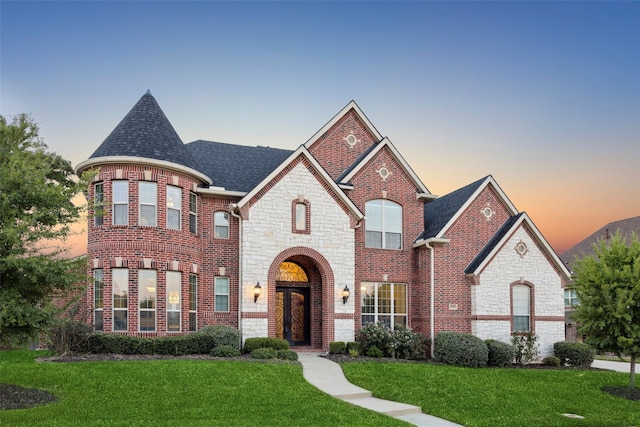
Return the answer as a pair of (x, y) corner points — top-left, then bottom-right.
(0, 384), (58, 410)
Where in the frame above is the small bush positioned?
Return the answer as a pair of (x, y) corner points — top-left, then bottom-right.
(434, 332), (488, 368)
(391, 325), (429, 360)
(554, 341), (594, 367)
(367, 346), (384, 358)
(47, 320), (92, 354)
(542, 356), (561, 367)
(329, 341), (346, 354)
(251, 347), (277, 359)
(210, 345), (241, 357)
(348, 348), (359, 357)
(276, 350), (298, 361)
(356, 322), (393, 357)
(346, 341), (359, 354)
(511, 332), (540, 365)
(242, 337), (289, 354)
(198, 325), (241, 350)
(486, 339), (515, 367)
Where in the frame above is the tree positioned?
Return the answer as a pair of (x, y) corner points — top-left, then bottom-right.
(0, 114), (89, 347)
(571, 231), (640, 388)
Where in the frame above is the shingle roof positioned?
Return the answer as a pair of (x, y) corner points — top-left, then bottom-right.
(419, 176), (488, 240)
(89, 92), (201, 173)
(185, 140), (293, 192)
(464, 213), (523, 274)
(561, 216), (640, 268)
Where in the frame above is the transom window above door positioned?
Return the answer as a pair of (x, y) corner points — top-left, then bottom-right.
(276, 262), (309, 282)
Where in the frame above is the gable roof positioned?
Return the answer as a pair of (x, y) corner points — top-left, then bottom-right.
(304, 100), (383, 149)
(465, 212), (571, 279)
(186, 140), (293, 193)
(561, 216), (640, 268)
(337, 137), (431, 196)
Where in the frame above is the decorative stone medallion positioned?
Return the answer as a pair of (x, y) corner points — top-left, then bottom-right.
(515, 241), (528, 257)
(481, 205), (494, 220)
(344, 132), (359, 148)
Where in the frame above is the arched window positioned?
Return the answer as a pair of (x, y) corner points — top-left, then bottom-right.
(276, 262), (308, 282)
(365, 200), (402, 249)
(512, 284), (531, 332)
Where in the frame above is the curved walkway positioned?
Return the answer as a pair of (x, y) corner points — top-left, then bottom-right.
(297, 353), (463, 427)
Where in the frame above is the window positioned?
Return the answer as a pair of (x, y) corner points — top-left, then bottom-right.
(215, 277), (229, 312)
(139, 270), (157, 332)
(214, 212), (229, 239)
(189, 274), (197, 331)
(93, 269), (104, 331)
(512, 284), (531, 332)
(564, 289), (579, 307)
(167, 271), (181, 332)
(295, 203), (307, 231)
(139, 181), (157, 226)
(112, 181), (129, 225)
(94, 183), (104, 226)
(112, 268), (128, 331)
(167, 186), (182, 230)
(361, 282), (407, 330)
(189, 192), (197, 234)
(365, 200), (402, 249)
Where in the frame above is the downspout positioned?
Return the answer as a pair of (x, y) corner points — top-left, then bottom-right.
(425, 241), (435, 357)
(229, 203), (243, 347)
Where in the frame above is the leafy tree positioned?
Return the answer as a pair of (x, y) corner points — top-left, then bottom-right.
(571, 231), (640, 388)
(0, 114), (89, 347)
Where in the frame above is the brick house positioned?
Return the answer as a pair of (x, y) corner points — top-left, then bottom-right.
(74, 92), (570, 355)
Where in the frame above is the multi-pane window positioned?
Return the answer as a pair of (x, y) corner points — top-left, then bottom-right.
(93, 269), (104, 331)
(138, 269), (157, 332)
(94, 183), (104, 226)
(112, 268), (128, 331)
(139, 181), (157, 226)
(215, 277), (229, 312)
(189, 192), (197, 234)
(295, 203), (307, 231)
(564, 289), (579, 307)
(365, 200), (402, 249)
(189, 274), (197, 331)
(167, 186), (182, 230)
(112, 181), (129, 225)
(512, 284), (531, 332)
(214, 212), (229, 239)
(361, 282), (407, 330)
(166, 271), (181, 332)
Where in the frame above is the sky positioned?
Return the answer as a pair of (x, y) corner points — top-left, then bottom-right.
(2, 1), (639, 257)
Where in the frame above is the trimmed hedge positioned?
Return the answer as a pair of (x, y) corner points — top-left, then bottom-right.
(276, 349), (298, 361)
(210, 345), (241, 357)
(554, 341), (594, 367)
(199, 325), (241, 350)
(542, 356), (561, 367)
(486, 339), (515, 367)
(434, 332), (488, 368)
(84, 332), (216, 355)
(329, 341), (346, 354)
(250, 347), (278, 359)
(242, 337), (289, 354)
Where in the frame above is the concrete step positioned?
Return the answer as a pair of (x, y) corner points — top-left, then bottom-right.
(342, 396), (423, 417)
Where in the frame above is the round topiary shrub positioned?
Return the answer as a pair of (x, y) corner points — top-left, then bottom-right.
(276, 350), (298, 361)
(434, 332), (489, 368)
(553, 341), (594, 367)
(251, 347), (278, 359)
(486, 339), (515, 367)
(329, 341), (346, 354)
(542, 356), (561, 367)
(198, 325), (241, 350)
(210, 345), (241, 357)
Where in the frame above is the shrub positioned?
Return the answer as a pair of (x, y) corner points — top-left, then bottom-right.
(86, 333), (140, 354)
(348, 348), (359, 357)
(367, 346), (384, 358)
(329, 341), (346, 354)
(554, 341), (594, 367)
(47, 320), (92, 354)
(346, 341), (359, 354)
(251, 347), (277, 359)
(391, 325), (429, 360)
(85, 333), (215, 355)
(356, 322), (393, 357)
(511, 332), (540, 365)
(486, 339), (515, 367)
(434, 332), (488, 368)
(276, 349), (298, 361)
(242, 337), (289, 354)
(210, 345), (241, 357)
(198, 325), (241, 350)
(542, 356), (561, 367)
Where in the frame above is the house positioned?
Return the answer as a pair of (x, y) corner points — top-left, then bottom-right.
(560, 216), (640, 341)
(74, 92), (570, 356)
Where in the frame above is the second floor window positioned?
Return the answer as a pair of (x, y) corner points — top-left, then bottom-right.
(214, 212), (229, 239)
(167, 186), (182, 230)
(94, 183), (104, 226)
(365, 200), (402, 249)
(189, 192), (197, 234)
(139, 181), (157, 226)
(112, 181), (128, 225)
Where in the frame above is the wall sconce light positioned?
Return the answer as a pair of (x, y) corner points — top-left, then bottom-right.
(254, 282), (262, 303)
(342, 285), (350, 304)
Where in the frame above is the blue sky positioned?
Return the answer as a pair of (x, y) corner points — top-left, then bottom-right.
(2, 1), (639, 254)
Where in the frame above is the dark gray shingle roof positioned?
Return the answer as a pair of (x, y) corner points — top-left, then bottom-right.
(89, 92), (201, 173)
(186, 140), (293, 192)
(464, 213), (523, 274)
(419, 176), (488, 240)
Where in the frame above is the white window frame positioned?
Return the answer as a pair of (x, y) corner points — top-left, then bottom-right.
(365, 200), (403, 249)
(214, 277), (229, 312)
(214, 211), (229, 239)
(138, 269), (157, 332)
(512, 284), (531, 332)
(189, 274), (197, 331)
(93, 269), (104, 331)
(139, 181), (157, 226)
(112, 181), (129, 226)
(189, 192), (197, 234)
(166, 185), (182, 230)
(112, 268), (128, 332)
(166, 271), (181, 332)
(361, 282), (407, 330)
(564, 289), (579, 307)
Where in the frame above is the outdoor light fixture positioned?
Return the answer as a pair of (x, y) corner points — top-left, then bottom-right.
(342, 285), (350, 304)
(253, 282), (262, 303)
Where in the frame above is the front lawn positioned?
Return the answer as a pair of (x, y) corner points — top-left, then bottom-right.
(341, 361), (640, 427)
(0, 351), (407, 426)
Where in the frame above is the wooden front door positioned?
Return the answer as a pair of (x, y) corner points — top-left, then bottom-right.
(276, 287), (310, 346)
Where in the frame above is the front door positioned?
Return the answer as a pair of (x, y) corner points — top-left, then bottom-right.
(276, 287), (310, 346)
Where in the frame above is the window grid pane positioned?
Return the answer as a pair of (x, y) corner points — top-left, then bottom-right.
(167, 271), (181, 332)
(112, 269), (128, 331)
(138, 270), (156, 332)
(139, 182), (157, 226)
(360, 282), (406, 331)
(214, 212), (229, 238)
(167, 186), (182, 230)
(215, 277), (229, 312)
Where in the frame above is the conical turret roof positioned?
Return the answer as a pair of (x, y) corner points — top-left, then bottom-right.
(88, 92), (202, 173)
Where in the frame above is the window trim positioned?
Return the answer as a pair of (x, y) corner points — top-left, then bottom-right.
(138, 269), (157, 332)
(214, 211), (230, 239)
(512, 283), (533, 333)
(360, 282), (407, 330)
(93, 269), (104, 331)
(112, 181), (129, 226)
(189, 192), (197, 234)
(214, 276), (230, 312)
(364, 199), (403, 250)
(166, 271), (181, 332)
(292, 199), (311, 234)
(112, 268), (128, 332)
(139, 181), (157, 227)
(167, 185), (182, 230)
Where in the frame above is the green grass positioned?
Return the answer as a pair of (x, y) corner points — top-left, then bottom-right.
(0, 351), (408, 426)
(341, 361), (640, 427)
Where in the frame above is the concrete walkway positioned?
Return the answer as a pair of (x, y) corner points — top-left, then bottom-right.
(297, 353), (462, 427)
(591, 359), (635, 373)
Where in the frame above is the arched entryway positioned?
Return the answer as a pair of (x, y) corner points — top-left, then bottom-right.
(267, 248), (334, 350)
